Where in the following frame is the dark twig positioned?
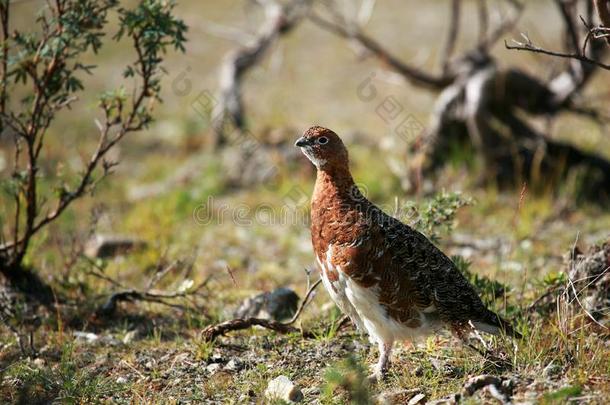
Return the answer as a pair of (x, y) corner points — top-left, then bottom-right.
(201, 276), (322, 341)
(505, 38), (610, 70)
(595, 0), (610, 45)
(201, 317), (315, 341)
(308, 11), (453, 90)
(87, 257), (211, 317)
(285, 278), (322, 325)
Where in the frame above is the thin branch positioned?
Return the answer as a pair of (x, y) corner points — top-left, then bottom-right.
(476, 0), (489, 43)
(555, 0), (580, 53)
(595, 0), (610, 45)
(479, 0), (523, 50)
(201, 276), (322, 341)
(201, 317), (315, 341)
(308, 11), (453, 90)
(213, 0), (311, 140)
(441, 0), (462, 73)
(89, 260), (212, 317)
(285, 277), (321, 325)
(505, 38), (610, 70)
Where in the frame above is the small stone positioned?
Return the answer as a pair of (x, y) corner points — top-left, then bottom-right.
(264, 375), (303, 403)
(206, 363), (221, 374)
(408, 393), (426, 405)
(116, 376), (128, 384)
(234, 287), (300, 321)
(73, 331), (99, 343)
(33, 358), (46, 368)
(144, 361), (154, 369)
(224, 359), (243, 372)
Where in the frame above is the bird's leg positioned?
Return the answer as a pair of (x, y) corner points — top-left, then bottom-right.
(368, 341), (393, 383)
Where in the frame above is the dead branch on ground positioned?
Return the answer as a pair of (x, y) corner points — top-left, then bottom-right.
(201, 277), (321, 341)
(87, 256), (211, 317)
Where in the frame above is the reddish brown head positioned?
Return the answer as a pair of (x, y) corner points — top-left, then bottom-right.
(295, 126), (349, 171)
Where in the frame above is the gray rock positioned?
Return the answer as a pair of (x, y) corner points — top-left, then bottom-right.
(224, 358), (244, 372)
(85, 234), (147, 258)
(206, 363), (222, 374)
(408, 393), (427, 405)
(234, 287), (300, 321)
(264, 375), (303, 403)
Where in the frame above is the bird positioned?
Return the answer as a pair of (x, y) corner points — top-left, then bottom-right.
(295, 126), (520, 381)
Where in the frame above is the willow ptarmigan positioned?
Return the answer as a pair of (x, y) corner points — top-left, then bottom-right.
(295, 126), (520, 380)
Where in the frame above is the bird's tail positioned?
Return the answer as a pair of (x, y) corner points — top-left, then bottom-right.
(472, 311), (522, 339)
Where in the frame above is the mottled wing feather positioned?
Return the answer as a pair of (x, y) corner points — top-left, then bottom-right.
(370, 208), (499, 328)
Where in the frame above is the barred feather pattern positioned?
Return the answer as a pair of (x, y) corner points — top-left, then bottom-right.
(300, 126), (520, 351)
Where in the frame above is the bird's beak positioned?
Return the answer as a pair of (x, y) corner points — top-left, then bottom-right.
(294, 137), (309, 147)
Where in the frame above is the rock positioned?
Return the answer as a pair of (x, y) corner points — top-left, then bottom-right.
(73, 331), (99, 343)
(224, 358), (244, 372)
(264, 375), (303, 403)
(376, 389), (422, 405)
(32, 358), (46, 368)
(462, 375), (513, 404)
(234, 287), (300, 321)
(408, 393), (426, 405)
(206, 363), (222, 374)
(116, 376), (128, 384)
(85, 234), (147, 258)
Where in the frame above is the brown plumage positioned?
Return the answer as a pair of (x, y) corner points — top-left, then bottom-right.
(295, 126), (520, 380)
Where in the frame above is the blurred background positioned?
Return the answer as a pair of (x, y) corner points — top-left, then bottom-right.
(1, 0), (609, 402)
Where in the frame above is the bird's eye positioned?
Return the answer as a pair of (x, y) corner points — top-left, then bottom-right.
(317, 136), (329, 145)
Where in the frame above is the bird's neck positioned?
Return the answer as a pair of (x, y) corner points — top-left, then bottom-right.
(312, 165), (359, 206)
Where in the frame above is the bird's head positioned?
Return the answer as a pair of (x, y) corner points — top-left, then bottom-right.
(295, 126), (348, 171)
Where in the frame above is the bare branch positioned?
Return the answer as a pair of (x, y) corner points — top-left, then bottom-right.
(308, 11), (453, 90)
(479, 0), (523, 50)
(201, 276), (322, 341)
(88, 258), (211, 317)
(555, 0), (580, 52)
(476, 0), (489, 43)
(441, 0), (462, 73)
(213, 0), (311, 140)
(505, 38), (610, 70)
(595, 0), (610, 44)
(201, 317), (315, 341)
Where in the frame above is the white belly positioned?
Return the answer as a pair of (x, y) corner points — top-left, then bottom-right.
(318, 246), (441, 345)
(342, 272), (440, 345)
